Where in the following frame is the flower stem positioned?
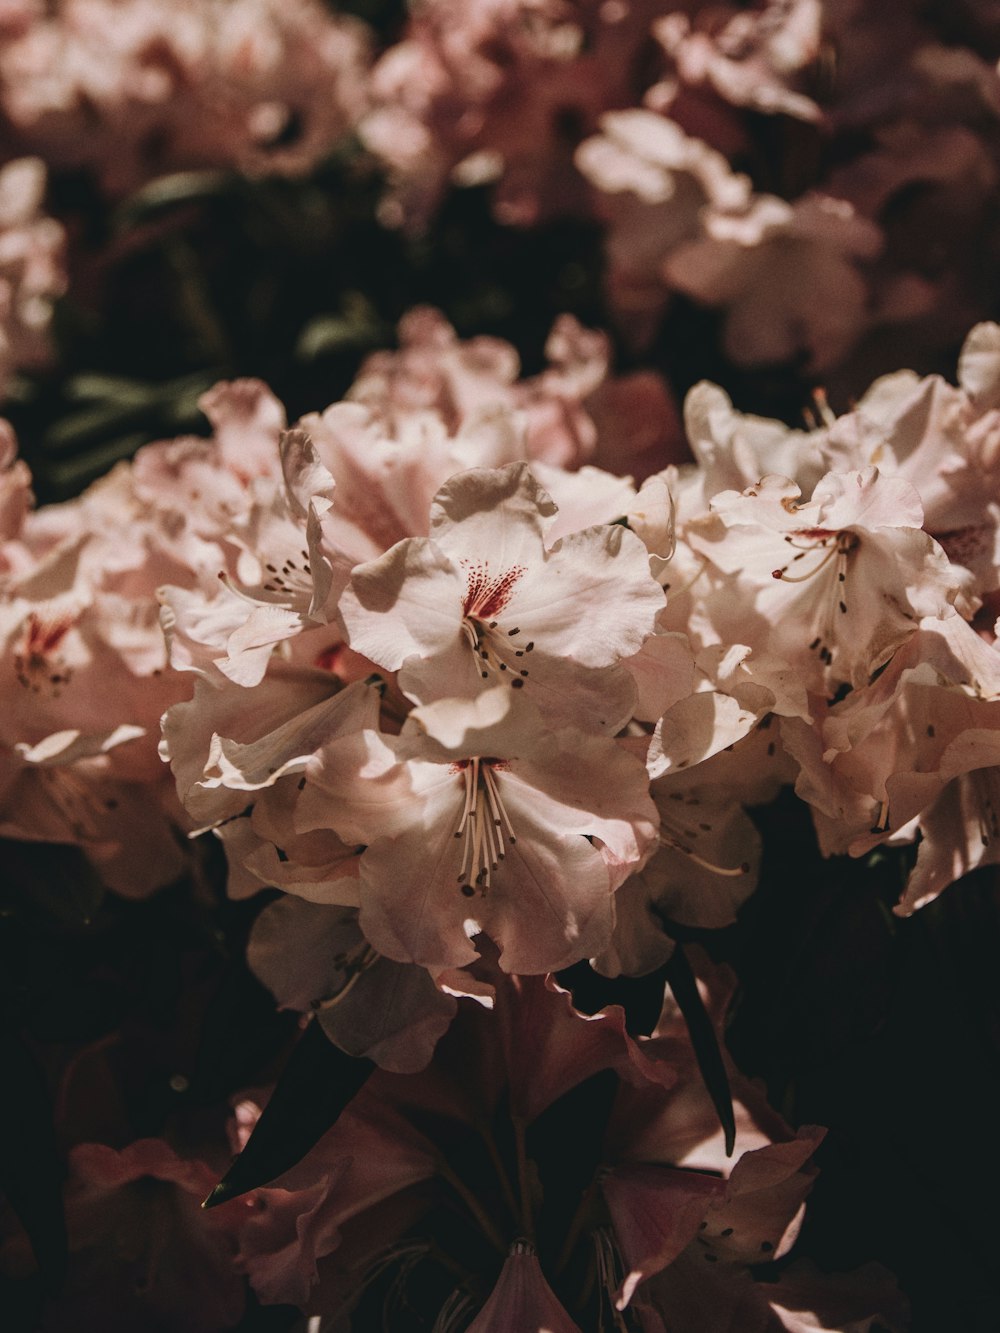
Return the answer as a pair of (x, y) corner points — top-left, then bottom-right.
(478, 1121), (521, 1228)
(437, 1161), (508, 1255)
(511, 1115), (536, 1243)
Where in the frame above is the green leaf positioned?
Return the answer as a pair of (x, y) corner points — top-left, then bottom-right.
(203, 1019), (373, 1208)
(664, 945), (736, 1156)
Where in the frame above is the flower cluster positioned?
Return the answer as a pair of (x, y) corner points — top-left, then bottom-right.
(0, 0), (371, 193)
(5, 302), (999, 1323)
(363, 0), (1000, 376)
(1, 4), (997, 1329)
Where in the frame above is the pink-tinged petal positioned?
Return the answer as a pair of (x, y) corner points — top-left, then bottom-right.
(248, 894), (456, 1071)
(498, 738), (658, 877)
(593, 869), (678, 980)
(768, 1259), (909, 1332)
(340, 535), (464, 669)
(893, 767), (1000, 915)
(532, 461), (636, 543)
(162, 665), (340, 822)
(400, 684), (517, 753)
(224, 777), (362, 903)
(604, 772), (762, 954)
(477, 819), (617, 974)
(216, 608), (305, 686)
(602, 1163), (725, 1307)
(400, 643), (640, 736)
(316, 955), (457, 1073)
(198, 378), (285, 478)
(500, 521), (665, 669)
(356, 813), (482, 971)
(232, 830), (360, 905)
(699, 1128), (826, 1266)
(466, 1246), (582, 1333)
(237, 1178), (334, 1307)
(42, 1140), (247, 1333)
(242, 1094), (439, 1307)
(249, 895), (458, 1071)
(159, 584), (253, 680)
(300, 733), (455, 844)
(279, 426), (335, 520)
(625, 629), (696, 724)
(958, 321), (1000, 412)
(648, 691), (759, 778)
(495, 975), (677, 1125)
(206, 679), (377, 793)
(429, 460), (556, 571)
(247, 896), (368, 1012)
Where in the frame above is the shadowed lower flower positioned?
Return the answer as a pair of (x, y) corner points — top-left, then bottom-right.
(234, 952), (901, 1330)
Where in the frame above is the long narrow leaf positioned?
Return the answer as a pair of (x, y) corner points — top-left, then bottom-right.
(203, 1020), (373, 1208)
(664, 945), (736, 1156)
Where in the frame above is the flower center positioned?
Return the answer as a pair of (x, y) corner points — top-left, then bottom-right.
(462, 559), (526, 621)
(14, 610), (75, 695)
(771, 529), (859, 672)
(460, 559), (534, 690)
(218, 543), (314, 611)
(452, 756), (516, 897)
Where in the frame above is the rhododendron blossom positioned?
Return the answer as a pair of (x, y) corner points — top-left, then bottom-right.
(299, 688), (658, 974)
(688, 466), (963, 694)
(341, 460), (665, 733)
(6, 9), (1000, 1323)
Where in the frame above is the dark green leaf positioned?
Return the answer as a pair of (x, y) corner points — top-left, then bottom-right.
(664, 945), (736, 1156)
(203, 1019), (373, 1208)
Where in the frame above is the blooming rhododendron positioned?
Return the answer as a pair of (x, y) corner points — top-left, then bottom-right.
(6, 19), (1000, 1311)
(341, 460), (665, 732)
(299, 688), (657, 974)
(0, 0), (371, 193)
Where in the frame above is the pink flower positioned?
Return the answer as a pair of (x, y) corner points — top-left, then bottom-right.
(783, 614), (1000, 914)
(361, 0), (665, 230)
(299, 687), (658, 974)
(688, 465), (963, 695)
(1, 1139), (247, 1332)
(654, 0), (824, 123)
(663, 193), (883, 372)
(576, 109), (751, 344)
(0, 0), (371, 193)
(248, 896), (458, 1073)
(340, 461), (664, 734)
(467, 1243), (582, 1332)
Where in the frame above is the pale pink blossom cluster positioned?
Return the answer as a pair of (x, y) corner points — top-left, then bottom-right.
(0, 0), (371, 194)
(364, 0), (1000, 373)
(4, 311), (999, 991)
(7, 309), (1000, 1323)
(0, 155), (64, 396)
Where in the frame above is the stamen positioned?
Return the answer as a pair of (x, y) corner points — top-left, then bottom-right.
(870, 798), (890, 834)
(772, 540), (839, 582)
(455, 761), (518, 895)
(659, 832), (749, 876)
(483, 765), (517, 844)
